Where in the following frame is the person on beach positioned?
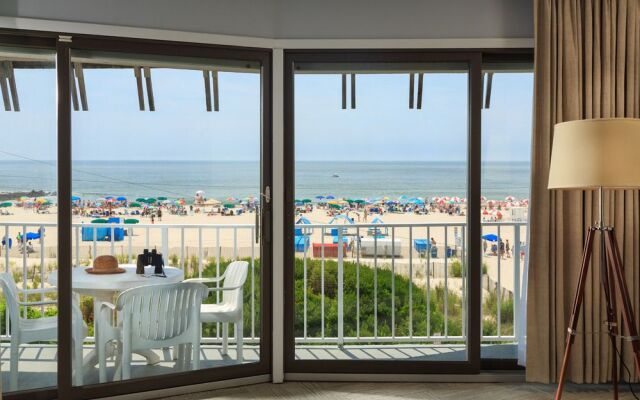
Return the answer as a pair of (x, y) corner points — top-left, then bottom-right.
(157, 208), (162, 221)
(151, 214), (155, 224)
(483, 239), (487, 255)
(499, 239), (505, 259)
(363, 208), (368, 222)
(506, 239), (511, 258)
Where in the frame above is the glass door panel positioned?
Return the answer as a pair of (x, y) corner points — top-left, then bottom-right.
(291, 62), (471, 365)
(480, 64), (533, 364)
(0, 46), (58, 393)
(69, 49), (264, 385)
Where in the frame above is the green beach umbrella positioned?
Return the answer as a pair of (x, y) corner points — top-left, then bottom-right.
(329, 203), (342, 210)
(124, 218), (139, 224)
(129, 202), (142, 208)
(157, 196), (168, 201)
(135, 197), (146, 202)
(354, 199), (366, 204)
(145, 198), (157, 204)
(0, 202), (12, 208)
(223, 203), (235, 209)
(91, 218), (108, 223)
(302, 199), (312, 203)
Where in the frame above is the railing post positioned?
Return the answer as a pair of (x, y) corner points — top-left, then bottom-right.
(337, 227), (344, 347)
(162, 226), (169, 260)
(513, 224), (521, 339)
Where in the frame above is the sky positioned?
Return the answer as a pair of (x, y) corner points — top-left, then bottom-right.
(0, 63), (533, 163)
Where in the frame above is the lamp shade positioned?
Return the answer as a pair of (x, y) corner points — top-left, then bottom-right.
(548, 118), (640, 189)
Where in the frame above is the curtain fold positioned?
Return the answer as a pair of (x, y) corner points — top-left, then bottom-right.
(528, 0), (640, 383)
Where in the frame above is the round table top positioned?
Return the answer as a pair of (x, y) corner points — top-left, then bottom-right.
(48, 264), (184, 293)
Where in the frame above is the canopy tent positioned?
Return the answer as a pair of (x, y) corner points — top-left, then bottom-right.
(481, 233), (499, 242)
(328, 214), (354, 225)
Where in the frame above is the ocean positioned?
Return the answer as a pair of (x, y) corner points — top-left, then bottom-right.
(0, 160), (530, 201)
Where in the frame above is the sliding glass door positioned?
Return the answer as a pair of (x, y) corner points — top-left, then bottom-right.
(0, 44), (58, 395)
(0, 33), (271, 400)
(284, 52), (483, 374)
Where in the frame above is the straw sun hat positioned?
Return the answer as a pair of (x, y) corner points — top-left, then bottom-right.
(85, 255), (126, 274)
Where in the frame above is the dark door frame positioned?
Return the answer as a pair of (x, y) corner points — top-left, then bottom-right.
(282, 48), (533, 375)
(0, 30), (273, 400)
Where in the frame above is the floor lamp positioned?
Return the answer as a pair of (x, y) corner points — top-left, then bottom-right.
(549, 118), (640, 400)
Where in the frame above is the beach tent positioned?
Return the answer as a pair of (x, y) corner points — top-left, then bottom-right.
(328, 214), (354, 224)
(481, 233), (499, 242)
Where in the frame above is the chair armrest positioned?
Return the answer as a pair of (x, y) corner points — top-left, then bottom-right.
(207, 284), (244, 292)
(184, 276), (224, 284)
(18, 300), (57, 306)
(100, 302), (117, 312)
(19, 287), (58, 295)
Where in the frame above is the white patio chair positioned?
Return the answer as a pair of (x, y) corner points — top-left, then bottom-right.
(0, 272), (87, 390)
(98, 282), (207, 381)
(185, 260), (248, 363)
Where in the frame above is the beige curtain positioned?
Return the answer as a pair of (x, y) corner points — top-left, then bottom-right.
(528, 0), (640, 383)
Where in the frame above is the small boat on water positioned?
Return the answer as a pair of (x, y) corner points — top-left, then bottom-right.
(332, 173), (339, 178)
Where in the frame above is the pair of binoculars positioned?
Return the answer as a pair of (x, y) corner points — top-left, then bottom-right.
(136, 248), (165, 276)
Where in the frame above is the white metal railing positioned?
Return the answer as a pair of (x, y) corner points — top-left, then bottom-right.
(0, 220), (527, 349)
(293, 221), (527, 346)
(0, 221), (259, 344)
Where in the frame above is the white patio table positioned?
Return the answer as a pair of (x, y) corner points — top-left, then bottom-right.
(49, 264), (184, 370)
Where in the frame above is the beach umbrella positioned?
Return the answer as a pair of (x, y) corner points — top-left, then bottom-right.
(91, 218), (108, 223)
(329, 203), (342, 210)
(177, 199), (186, 205)
(487, 200), (496, 206)
(302, 199), (312, 203)
(452, 196), (461, 203)
(461, 198), (468, 203)
(223, 203), (235, 209)
(326, 195), (335, 200)
(124, 218), (139, 224)
(157, 196), (168, 201)
(117, 196), (127, 201)
(135, 197), (145, 202)
(146, 198), (157, 204)
(482, 209), (489, 215)
(71, 195), (81, 202)
(0, 202), (12, 208)
(480, 196), (487, 202)
(105, 196), (114, 200)
(505, 195), (516, 202)
(482, 233), (499, 242)
(353, 199), (366, 204)
(315, 195), (325, 200)
(129, 202), (142, 208)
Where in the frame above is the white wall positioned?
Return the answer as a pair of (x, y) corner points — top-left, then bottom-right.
(0, 0), (532, 40)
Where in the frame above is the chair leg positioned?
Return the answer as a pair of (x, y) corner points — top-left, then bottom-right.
(74, 337), (84, 386)
(98, 338), (107, 383)
(184, 343), (193, 370)
(10, 339), (19, 391)
(122, 340), (131, 380)
(193, 339), (201, 370)
(235, 319), (243, 363)
(222, 323), (228, 355)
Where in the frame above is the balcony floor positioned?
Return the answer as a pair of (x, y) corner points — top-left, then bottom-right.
(1, 343), (516, 392)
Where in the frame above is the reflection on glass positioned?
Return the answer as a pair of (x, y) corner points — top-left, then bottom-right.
(480, 68), (533, 360)
(69, 51), (262, 384)
(0, 47), (58, 392)
(293, 66), (469, 361)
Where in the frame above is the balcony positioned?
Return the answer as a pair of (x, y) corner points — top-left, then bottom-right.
(0, 220), (526, 389)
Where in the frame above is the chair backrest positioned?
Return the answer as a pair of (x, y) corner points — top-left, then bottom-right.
(0, 272), (21, 327)
(222, 261), (248, 308)
(116, 282), (207, 346)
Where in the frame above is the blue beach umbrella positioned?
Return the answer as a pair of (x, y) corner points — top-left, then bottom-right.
(117, 196), (127, 201)
(481, 233), (499, 242)
(315, 195), (325, 200)
(71, 195), (81, 202)
(326, 195), (335, 200)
